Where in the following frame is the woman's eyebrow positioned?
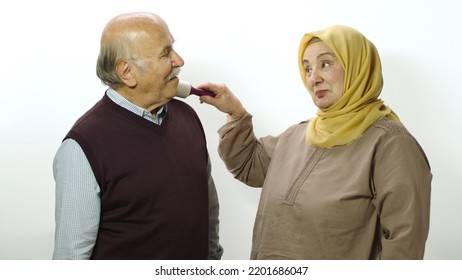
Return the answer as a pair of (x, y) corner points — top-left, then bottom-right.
(303, 52), (336, 64)
(317, 52), (335, 59)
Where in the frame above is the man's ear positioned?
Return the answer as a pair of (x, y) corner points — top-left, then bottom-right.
(115, 60), (137, 87)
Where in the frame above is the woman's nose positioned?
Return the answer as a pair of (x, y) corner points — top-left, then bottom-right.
(308, 68), (323, 86)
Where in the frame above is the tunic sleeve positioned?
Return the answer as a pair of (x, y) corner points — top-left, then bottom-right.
(372, 133), (432, 259)
(217, 112), (273, 188)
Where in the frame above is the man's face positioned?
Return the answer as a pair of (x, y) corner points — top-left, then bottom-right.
(131, 24), (184, 111)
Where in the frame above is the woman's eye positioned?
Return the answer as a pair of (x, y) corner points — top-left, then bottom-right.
(322, 61), (331, 68)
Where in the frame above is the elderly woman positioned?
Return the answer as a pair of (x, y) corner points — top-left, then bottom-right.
(200, 25), (431, 259)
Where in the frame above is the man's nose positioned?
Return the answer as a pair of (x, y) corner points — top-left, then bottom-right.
(171, 49), (184, 67)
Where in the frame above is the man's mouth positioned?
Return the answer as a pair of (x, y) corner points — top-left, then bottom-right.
(166, 67), (182, 82)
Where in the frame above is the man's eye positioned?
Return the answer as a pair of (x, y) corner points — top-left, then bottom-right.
(160, 48), (172, 58)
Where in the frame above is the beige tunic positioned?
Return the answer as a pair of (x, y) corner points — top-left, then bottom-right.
(218, 112), (431, 259)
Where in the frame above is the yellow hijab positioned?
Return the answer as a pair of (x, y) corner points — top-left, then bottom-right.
(298, 25), (399, 148)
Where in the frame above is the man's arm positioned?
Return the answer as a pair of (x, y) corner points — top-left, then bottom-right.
(206, 154), (224, 260)
(53, 139), (100, 259)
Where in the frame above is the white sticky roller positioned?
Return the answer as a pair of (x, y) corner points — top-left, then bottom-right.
(176, 80), (192, 98)
(176, 80), (216, 98)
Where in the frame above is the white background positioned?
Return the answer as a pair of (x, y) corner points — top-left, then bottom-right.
(0, 0), (461, 260)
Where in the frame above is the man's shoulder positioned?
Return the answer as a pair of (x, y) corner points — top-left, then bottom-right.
(168, 98), (199, 118)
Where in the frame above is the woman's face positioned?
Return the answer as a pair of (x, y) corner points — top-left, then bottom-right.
(302, 41), (345, 109)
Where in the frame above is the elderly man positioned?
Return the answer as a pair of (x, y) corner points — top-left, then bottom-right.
(52, 12), (222, 260)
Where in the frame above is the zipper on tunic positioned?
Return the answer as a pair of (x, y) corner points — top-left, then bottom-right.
(283, 148), (325, 205)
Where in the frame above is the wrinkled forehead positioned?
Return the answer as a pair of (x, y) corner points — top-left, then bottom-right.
(302, 40), (338, 65)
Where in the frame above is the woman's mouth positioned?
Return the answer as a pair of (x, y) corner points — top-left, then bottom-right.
(315, 90), (328, 98)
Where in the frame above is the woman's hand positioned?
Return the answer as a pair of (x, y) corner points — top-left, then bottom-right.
(197, 82), (246, 122)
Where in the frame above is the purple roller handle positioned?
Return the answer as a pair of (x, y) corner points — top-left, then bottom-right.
(189, 86), (216, 97)
(177, 80), (216, 98)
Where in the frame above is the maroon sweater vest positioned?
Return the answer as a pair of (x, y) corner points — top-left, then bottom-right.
(65, 95), (209, 259)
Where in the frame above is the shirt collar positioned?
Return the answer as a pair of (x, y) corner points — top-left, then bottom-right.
(106, 88), (167, 122)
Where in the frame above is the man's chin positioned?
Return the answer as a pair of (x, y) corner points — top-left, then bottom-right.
(165, 78), (179, 99)
(166, 76), (179, 87)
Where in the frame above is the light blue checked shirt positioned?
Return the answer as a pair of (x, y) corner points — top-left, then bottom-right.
(53, 88), (222, 259)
